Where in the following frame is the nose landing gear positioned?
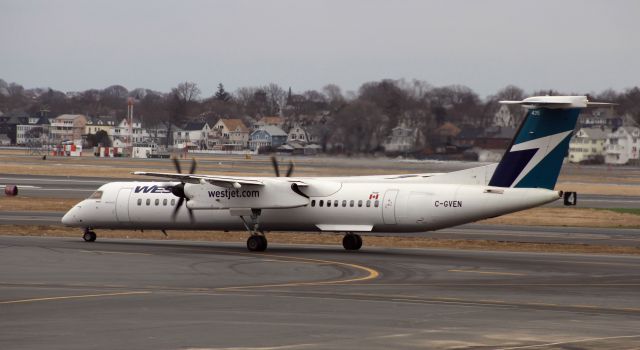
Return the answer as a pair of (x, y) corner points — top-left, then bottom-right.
(342, 233), (362, 251)
(82, 229), (97, 242)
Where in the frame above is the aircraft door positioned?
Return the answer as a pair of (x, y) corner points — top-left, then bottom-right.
(115, 188), (131, 222)
(382, 189), (398, 224)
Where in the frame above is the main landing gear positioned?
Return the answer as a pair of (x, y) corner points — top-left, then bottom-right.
(82, 229), (97, 242)
(238, 209), (268, 252)
(342, 233), (362, 251)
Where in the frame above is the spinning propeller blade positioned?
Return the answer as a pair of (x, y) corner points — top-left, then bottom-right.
(271, 156), (294, 177)
(169, 157), (196, 223)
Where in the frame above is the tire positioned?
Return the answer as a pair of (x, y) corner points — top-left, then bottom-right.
(342, 234), (355, 250)
(353, 234), (363, 250)
(258, 235), (268, 251)
(83, 231), (97, 242)
(247, 236), (266, 252)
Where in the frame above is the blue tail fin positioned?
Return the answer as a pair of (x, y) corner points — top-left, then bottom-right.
(488, 96), (588, 190)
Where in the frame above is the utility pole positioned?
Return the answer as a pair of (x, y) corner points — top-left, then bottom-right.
(127, 98), (134, 157)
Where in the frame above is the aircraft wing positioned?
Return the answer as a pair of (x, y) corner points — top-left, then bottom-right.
(132, 171), (265, 187)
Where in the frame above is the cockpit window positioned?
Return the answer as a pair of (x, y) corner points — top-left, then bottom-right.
(88, 191), (103, 199)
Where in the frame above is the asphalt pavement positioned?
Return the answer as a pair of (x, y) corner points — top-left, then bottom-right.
(1, 236), (639, 349)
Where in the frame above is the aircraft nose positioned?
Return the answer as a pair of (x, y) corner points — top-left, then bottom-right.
(61, 206), (80, 226)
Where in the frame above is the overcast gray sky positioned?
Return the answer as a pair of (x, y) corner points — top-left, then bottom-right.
(1, 0), (638, 97)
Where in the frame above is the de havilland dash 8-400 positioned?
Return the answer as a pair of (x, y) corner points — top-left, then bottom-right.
(62, 96), (606, 252)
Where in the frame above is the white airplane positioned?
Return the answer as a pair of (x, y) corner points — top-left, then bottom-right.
(62, 96), (603, 252)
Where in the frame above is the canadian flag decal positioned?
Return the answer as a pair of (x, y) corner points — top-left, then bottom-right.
(369, 193), (379, 200)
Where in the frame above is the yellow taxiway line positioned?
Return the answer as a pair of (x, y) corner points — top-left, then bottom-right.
(0, 291), (150, 305)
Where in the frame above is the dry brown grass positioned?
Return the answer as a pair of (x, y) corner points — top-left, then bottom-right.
(555, 182), (640, 196)
(2, 224), (638, 255)
(480, 207), (640, 228)
(0, 196), (80, 211)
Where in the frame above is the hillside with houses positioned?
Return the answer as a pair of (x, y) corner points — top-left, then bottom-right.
(1, 79), (640, 164)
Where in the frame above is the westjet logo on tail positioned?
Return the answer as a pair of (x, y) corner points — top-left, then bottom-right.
(134, 185), (173, 194)
(489, 101), (582, 190)
(507, 130), (573, 187)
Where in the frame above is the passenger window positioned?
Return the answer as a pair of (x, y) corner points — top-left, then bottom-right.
(374, 200), (380, 208)
(350, 200), (354, 207)
(342, 200), (347, 207)
(171, 199), (176, 206)
(366, 200), (371, 207)
(137, 198), (142, 206)
(334, 200), (338, 207)
(163, 198), (167, 206)
(358, 200), (363, 207)
(311, 200), (316, 207)
(146, 198), (150, 206)
(88, 191), (103, 199)
(155, 199), (159, 206)
(319, 200), (324, 207)
(327, 200), (332, 207)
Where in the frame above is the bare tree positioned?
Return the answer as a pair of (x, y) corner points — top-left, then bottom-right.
(164, 82), (201, 146)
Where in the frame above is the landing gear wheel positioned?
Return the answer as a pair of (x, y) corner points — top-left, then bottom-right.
(247, 235), (267, 252)
(83, 231), (97, 242)
(342, 233), (362, 251)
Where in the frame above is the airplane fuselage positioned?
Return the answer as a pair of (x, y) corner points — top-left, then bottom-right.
(62, 180), (561, 234)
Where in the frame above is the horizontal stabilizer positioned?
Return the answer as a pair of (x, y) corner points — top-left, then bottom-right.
(500, 96), (615, 109)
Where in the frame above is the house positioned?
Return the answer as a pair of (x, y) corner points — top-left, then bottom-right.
(0, 111), (29, 145)
(286, 123), (312, 145)
(16, 117), (50, 146)
(431, 122), (461, 153)
(209, 118), (250, 150)
(605, 126), (640, 165)
(173, 121), (210, 149)
(383, 124), (424, 153)
(49, 114), (87, 145)
(85, 116), (117, 135)
(568, 127), (609, 163)
(145, 123), (170, 146)
(254, 116), (285, 130)
(493, 104), (516, 127)
(474, 126), (516, 150)
(0, 134), (11, 146)
(109, 118), (147, 145)
(249, 125), (288, 151)
(454, 125), (484, 148)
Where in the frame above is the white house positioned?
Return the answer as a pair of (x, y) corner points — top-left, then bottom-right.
(493, 104), (516, 128)
(605, 126), (640, 165)
(173, 121), (210, 149)
(16, 117), (50, 145)
(568, 127), (609, 163)
(109, 118), (146, 145)
(383, 124), (424, 153)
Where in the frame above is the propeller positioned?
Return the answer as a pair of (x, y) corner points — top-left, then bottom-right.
(271, 156), (294, 177)
(170, 157), (197, 223)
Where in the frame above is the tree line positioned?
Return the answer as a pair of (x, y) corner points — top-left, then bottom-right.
(1, 78), (639, 153)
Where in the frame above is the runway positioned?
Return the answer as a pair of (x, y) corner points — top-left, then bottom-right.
(1, 235), (639, 349)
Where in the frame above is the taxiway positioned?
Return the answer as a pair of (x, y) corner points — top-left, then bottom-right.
(1, 236), (639, 349)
